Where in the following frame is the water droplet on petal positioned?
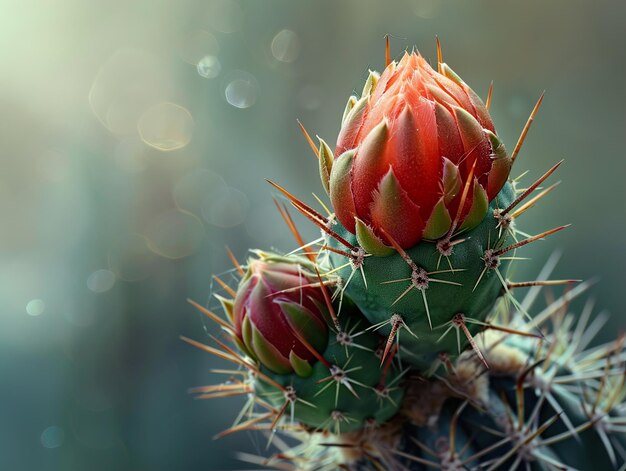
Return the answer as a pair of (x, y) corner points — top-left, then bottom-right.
(138, 103), (194, 152)
(26, 299), (45, 316)
(224, 72), (258, 109)
(271, 29), (301, 63)
(86, 269), (116, 293)
(197, 55), (221, 79)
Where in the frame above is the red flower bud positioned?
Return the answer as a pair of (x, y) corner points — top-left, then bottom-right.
(233, 253), (329, 377)
(329, 52), (511, 250)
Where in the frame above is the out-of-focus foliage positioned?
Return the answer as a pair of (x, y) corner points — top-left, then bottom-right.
(1, 0), (624, 469)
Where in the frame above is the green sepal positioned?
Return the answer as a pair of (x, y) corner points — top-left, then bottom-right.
(342, 95), (368, 131)
(318, 138), (334, 195)
(361, 70), (380, 97)
(460, 181), (489, 231)
(341, 96), (358, 125)
(355, 217), (394, 257)
(215, 294), (235, 322)
(251, 324), (292, 375)
(250, 250), (316, 274)
(453, 106), (485, 146)
(240, 315), (257, 361)
(329, 149), (357, 232)
(278, 301), (327, 354)
(440, 63), (464, 87)
(427, 83), (457, 108)
(289, 350), (313, 377)
(423, 198), (452, 240)
(485, 129), (511, 197)
(486, 130), (507, 160)
(358, 119), (388, 167)
(442, 157), (461, 204)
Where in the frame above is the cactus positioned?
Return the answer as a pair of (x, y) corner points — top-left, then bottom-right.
(182, 39), (626, 470)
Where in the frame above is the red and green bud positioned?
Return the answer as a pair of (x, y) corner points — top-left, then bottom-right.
(323, 52), (511, 251)
(233, 252), (329, 377)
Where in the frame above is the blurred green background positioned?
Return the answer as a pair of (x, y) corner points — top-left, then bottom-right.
(1, 0), (624, 469)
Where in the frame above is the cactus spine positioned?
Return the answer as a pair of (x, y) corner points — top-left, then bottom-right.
(182, 39), (626, 470)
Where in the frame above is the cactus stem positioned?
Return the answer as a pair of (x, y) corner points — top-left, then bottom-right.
(225, 246), (245, 276)
(500, 160), (563, 217)
(486, 80), (494, 111)
(510, 91), (545, 163)
(296, 119), (319, 159)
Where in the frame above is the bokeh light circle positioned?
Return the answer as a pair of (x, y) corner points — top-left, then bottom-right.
(89, 49), (171, 135)
(138, 103), (194, 152)
(41, 426), (65, 449)
(202, 187), (250, 228)
(26, 299), (45, 316)
(144, 210), (205, 259)
(271, 29), (301, 63)
(86, 269), (116, 293)
(224, 72), (258, 109)
(197, 55), (221, 79)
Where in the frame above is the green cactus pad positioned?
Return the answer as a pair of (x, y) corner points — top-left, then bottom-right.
(321, 182), (516, 369)
(254, 309), (404, 434)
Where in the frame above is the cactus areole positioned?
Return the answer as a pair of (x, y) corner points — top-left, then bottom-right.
(328, 52), (511, 251)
